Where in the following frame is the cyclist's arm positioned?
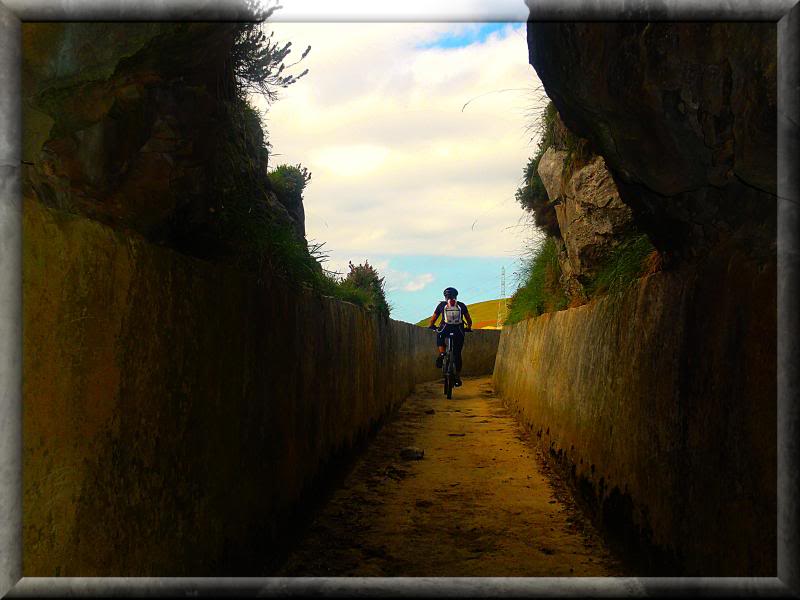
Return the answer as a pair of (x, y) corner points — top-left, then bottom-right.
(461, 303), (473, 329)
(429, 303), (444, 328)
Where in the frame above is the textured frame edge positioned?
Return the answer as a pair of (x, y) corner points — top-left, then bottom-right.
(777, 0), (800, 596)
(3, 576), (797, 598)
(0, 0), (797, 597)
(0, 0), (798, 22)
(0, 1), (22, 599)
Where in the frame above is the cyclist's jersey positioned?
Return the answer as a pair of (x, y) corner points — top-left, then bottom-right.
(434, 300), (470, 326)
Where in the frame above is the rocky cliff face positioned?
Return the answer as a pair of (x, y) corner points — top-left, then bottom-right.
(536, 112), (636, 302)
(22, 23), (305, 262)
(526, 21), (776, 264)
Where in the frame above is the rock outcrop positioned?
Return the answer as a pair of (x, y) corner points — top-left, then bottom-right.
(536, 144), (635, 301)
(558, 155), (634, 271)
(22, 23), (306, 261)
(535, 147), (567, 204)
(526, 21), (776, 263)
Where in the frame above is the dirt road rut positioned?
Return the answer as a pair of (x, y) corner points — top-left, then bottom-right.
(275, 376), (627, 576)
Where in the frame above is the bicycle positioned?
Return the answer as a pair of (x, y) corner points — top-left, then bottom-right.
(431, 326), (471, 399)
(442, 330), (456, 399)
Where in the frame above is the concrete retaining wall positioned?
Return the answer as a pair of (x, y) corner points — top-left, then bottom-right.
(22, 199), (500, 576)
(493, 247), (776, 576)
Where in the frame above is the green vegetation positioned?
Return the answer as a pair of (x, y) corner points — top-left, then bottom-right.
(507, 98), (657, 325)
(210, 145), (390, 315)
(585, 233), (658, 297)
(231, 22), (310, 103)
(335, 261), (391, 318)
(515, 101), (560, 237)
(191, 22), (390, 317)
(203, 99), (284, 266)
(268, 164), (312, 211)
(209, 121), (389, 315)
(516, 100), (595, 239)
(504, 233), (659, 325)
(508, 102), (572, 324)
(505, 237), (568, 324)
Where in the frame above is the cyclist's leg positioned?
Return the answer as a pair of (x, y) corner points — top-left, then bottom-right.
(435, 327), (446, 367)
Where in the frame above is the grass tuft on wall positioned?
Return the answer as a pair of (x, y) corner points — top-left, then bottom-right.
(585, 234), (657, 297)
(505, 237), (568, 324)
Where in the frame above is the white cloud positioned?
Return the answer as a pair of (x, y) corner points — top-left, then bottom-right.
(311, 144), (390, 178)
(403, 273), (435, 292)
(255, 21), (545, 264)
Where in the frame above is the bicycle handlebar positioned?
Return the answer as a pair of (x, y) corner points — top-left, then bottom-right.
(428, 324), (473, 331)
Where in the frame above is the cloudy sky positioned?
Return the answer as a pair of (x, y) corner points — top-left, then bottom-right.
(253, 15), (548, 323)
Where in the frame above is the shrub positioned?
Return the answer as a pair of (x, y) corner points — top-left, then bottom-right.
(337, 261), (391, 318)
(230, 22), (310, 102)
(268, 164), (311, 210)
(505, 236), (568, 324)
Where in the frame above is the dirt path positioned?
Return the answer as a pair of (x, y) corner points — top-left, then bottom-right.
(274, 376), (627, 577)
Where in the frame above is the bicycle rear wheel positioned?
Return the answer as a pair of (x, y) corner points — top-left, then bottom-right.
(442, 338), (452, 397)
(445, 359), (453, 399)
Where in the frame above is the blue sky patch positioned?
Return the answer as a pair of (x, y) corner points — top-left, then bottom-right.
(375, 254), (524, 324)
(417, 22), (523, 50)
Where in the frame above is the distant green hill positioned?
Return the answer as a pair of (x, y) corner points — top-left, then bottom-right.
(415, 298), (509, 329)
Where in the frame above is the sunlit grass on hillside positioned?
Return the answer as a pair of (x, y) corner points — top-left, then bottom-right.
(415, 298), (510, 329)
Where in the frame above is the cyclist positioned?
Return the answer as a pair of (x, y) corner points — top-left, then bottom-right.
(428, 287), (472, 387)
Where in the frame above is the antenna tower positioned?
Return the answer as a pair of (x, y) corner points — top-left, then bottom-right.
(497, 267), (506, 328)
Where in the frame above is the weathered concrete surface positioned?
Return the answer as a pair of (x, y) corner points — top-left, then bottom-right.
(493, 248), (776, 576)
(22, 198), (500, 576)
